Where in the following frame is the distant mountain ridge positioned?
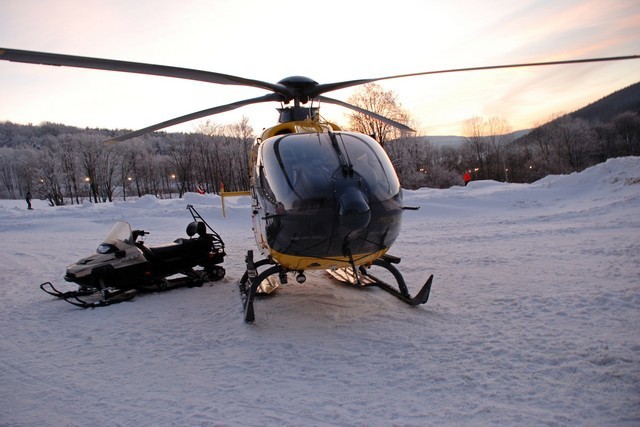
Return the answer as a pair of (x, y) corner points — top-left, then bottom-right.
(510, 81), (640, 147)
(427, 130), (530, 147)
(569, 81), (640, 123)
(427, 81), (640, 145)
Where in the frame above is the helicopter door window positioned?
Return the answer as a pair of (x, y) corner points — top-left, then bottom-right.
(337, 134), (401, 199)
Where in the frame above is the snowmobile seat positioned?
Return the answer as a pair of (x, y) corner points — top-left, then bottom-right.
(141, 238), (205, 265)
(186, 221), (206, 237)
(139, 242), (182, 262)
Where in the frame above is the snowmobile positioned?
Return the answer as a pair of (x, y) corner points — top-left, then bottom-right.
(40, 205), (225, 308)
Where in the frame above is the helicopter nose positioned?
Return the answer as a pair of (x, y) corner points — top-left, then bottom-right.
(337, 186), (371, 231)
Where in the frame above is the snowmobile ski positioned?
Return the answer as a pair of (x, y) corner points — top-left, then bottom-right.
(42, 273), (211, 308)
(62, 289), (136, 308)
(40, 281), (135, 307)
(40, 281), (94, 299)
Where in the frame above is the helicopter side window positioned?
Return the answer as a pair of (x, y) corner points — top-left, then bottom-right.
(259, 138), (290, 205)
(337, 133), (401, 199)
(261, 135), (340, 208)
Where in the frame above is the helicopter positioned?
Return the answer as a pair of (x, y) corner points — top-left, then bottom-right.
(1, 48), (638, 322)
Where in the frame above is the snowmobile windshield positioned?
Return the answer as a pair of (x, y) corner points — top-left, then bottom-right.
(97, 221), (134, 253)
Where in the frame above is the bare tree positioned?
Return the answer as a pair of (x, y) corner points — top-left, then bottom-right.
(385, 136), (426, 187)
(128, 140), (159, 197)
(77, 136), (105, 202)
(612, 111), (640, 156)
(35, 144), (65, 206)
(167, 138), (194, 197)
(461, 116), (514, 181)
(385, 137), (461, 189)
(346, 83), (412, 147)
(194, 121), (225, 193)
(485, 117), (513, 181)
(224, 116), (254, 190)
(114, 143), (136, 201)
(462, 117), (489, 180)
(0, 147), (20, 198)
(195, 117), (255, 192)
(548, 117), (596, 172)
(97, 145), (118, 202)
(59, 137), (81, 204)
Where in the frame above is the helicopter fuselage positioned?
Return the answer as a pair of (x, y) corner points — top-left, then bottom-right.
(251, 121), (403, 271)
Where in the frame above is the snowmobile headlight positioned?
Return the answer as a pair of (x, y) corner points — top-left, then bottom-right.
(97, 244), (117, 254)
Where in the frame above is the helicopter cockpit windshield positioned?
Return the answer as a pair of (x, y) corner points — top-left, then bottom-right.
(258, 132), (400, 211)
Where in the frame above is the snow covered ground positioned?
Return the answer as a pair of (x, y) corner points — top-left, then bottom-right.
(1, 157), (639, 426)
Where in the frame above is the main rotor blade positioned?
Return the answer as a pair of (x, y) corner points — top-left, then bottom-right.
(309, 55), (640, 97)
(108, 93), (282, 143)
(0, 47), (289, 95)
(318, 96), (415, 133)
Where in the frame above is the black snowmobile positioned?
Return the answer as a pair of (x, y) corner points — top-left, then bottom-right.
(40, 205), (226, 307)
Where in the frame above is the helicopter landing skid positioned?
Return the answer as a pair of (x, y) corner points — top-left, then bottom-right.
(239, 251), (433, 323)
(238, 251), (283, 323)
(327, 255), (433, 306)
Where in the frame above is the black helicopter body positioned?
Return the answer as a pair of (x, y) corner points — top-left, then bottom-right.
(251, 126), (402, 271)
(2, 47), (636, 320)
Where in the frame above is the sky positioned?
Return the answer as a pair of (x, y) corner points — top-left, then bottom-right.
(0, 0), (639, 136)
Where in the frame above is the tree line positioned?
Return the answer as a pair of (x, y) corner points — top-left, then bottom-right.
(346, 84), (639, 189)
(1, 83), (638, 203)
(0, 119), (254, 204)
(381, 111), (640, 190)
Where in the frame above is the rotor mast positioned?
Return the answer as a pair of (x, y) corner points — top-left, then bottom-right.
(277, 76), (320, 123)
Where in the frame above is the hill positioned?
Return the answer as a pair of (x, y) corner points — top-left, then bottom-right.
(513, 81), (640, 141)
(419, 130), (530, 148)
(432, 82), (640, 145)
(570, 81), (640, 123)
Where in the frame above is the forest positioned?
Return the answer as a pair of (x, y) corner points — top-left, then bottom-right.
(1, 82), (638, 205)
(0, 119), (254, 203)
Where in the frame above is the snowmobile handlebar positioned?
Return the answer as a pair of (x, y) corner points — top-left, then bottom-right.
(132, 230), (149, 242)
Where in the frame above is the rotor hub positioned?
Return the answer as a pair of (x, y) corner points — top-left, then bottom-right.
(277, 76), (318, 91)
(277, 76), (319, 106)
